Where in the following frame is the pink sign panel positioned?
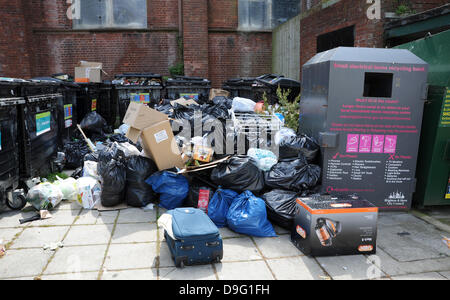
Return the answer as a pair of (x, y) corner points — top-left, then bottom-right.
(384, 135), (397, 153)
(371, 135), (385, 153)
(346, 134), (359, 153)
(359, 135), (372, 153)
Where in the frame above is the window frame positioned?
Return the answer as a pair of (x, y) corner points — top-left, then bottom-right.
(238, 0), (273, 31)
(72, 0), (148, 30)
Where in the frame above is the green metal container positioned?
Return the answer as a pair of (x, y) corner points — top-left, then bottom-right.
(395, 30), (450, 207)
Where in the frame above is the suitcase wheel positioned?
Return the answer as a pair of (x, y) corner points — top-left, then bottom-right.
(175, 257), (186, 269)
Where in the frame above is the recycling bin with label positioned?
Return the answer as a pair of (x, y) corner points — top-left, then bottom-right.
(165, 76), (211, 103)
(299, 47), (428, 210)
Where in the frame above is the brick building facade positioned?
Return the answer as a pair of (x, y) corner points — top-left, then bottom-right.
(0, 0), (275, 87)
(299, 0), (448, 78)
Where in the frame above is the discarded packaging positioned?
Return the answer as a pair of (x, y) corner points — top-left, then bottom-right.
(26, 183), (63, 211)
(75, 177), (101, 209)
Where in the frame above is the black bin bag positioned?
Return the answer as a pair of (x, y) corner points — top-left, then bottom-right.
(100, 159), (127, 207)
(265, 157), (321, 192)
(125, 156), (158, 207)
(261, 189), (299, 230)
(279, 134), (320, 163)
(210, 155), (265, 193)
(80, 111), (108, 136)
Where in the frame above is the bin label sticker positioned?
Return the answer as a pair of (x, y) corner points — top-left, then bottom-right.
(36, 112), (51, 136)
(180, 93), (199, 101)
(131, 93), (150, 104)
(384, 135), (397, 153)
(65, 119), (73, 128)
(371, 135), (385, 153)
(359, 135), (372, 153)
(91, 99), (97, 111)
(439, 88), (450, 127)
(154, 130), (169, 144)
(346, 134), (359, 153)
(0, 130), (2, 151)
(64, 104), (73, 120)
(446, 177), (450, 200)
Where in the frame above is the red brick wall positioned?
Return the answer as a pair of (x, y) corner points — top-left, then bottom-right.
(0, 0), (273, 87)
(0, 0), (32, 78)
(299, 0), (448, 79)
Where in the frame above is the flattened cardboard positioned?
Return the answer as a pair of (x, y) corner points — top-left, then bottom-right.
(209, 89), (230, 101)
(170, 98), (199, 107)
(123, 102), (167, 130)
(94, 202), (129, 212)
(75, 61), (103, 83)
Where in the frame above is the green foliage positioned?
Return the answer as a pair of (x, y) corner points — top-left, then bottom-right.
(169, 62), (184, 77)
(262, 86), (301, 131)
(45, 172), (69, 183)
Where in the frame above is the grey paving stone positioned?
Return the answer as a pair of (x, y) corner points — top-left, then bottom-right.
(0, 248), (52, 279)
(117, 208), (157, 224)
(439, 271), (450, 279)
(253, 235), (301, 259)
(11, 226), (68, 249)
(216, 261), (275, 280)
(376, 247), (450, 276)
(267, 257), (326, 280)
(0, 210), (37, 228)
(160, 265), (217, 280)
(111, 223), (158, 244)
(378, 212), (415, 226)
(75, 210), (118, 225)
(44, 245), (108, 275)
(41, 271), (99, 280)
(219, 227), (243, 239)
(316, 255), (384, 280)
(391, 272), (447, 280)
(0, 228), (23, 244)
(55, 201), (81, 211)
(222, 237), (262, 262)
(63, 224), (113, 246)
(101, 268), (158, 280)
(28, 209), (80, 227)
(158, 241), (175, 268)
(378, 220), (450, 261)
(104, 243), (158, 270)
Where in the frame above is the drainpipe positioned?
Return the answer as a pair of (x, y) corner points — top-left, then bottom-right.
(178, 0), (183, 36)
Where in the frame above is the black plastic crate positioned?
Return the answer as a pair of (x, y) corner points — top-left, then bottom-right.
(113, 73), (163, 123)
(75, 83), (101, 124)
(0, 81), (24, 206)
(19, 82), (61, 179)
(165, 76), (211, 103)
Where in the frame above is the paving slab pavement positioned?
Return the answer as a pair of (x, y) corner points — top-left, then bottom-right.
(0, 201), (449, 280)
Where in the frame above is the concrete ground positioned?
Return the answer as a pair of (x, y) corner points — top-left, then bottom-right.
(0, 201), (449, 280)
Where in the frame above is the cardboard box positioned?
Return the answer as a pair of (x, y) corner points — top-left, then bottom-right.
(75, 61), (103, 83)
(123, 102), (184, 170)
(209, 89), (230, 101)
(291, 194), (378, 257)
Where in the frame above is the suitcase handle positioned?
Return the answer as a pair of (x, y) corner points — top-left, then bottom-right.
(180, 245), (195, 251)
(206, 241), (220, 247)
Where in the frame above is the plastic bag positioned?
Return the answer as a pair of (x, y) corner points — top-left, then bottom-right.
(116, 142), (141, 157)
(261, 189), (298, 229)
(99, 159), (127, 207)
(274, 127), (297, 145)
(184, 183), (215, 213)
(97, 143), (126, 176)
(279, 134), (320, 163)
(75, 177), (102, 209)
(80, 111), (107, 135)
(226, 191), (277, 237)
(125, 156), (158, 208)
(145, 171), (189, 210)
(83, 160), (100, 180)
(84, 152), (98, 162)
(207, 188), (239, 228)
(212, 96), (233, 109)
(210, 156), (265, 193)
(265, 157), (321, 192)
(26, 182), (63, 211)
(64, 140), (91, 169)
(117, 124), (130, 135)
(54, 177), (77, 201)
(247, 148), (278, 171)
(232, 97), (256, 112)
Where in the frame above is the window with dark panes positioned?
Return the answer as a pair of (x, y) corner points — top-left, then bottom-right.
(73, 0), (147, 29)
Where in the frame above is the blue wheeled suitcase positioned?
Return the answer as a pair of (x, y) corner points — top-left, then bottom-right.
(165, 208), (223, 268)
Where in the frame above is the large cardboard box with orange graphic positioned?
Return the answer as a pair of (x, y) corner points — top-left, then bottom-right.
(291, 194), (378, 257)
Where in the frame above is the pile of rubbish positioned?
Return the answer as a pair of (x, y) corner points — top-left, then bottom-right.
(22, 90), (323, 238)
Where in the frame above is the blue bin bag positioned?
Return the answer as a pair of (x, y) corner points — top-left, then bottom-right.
(226, 191), (277, 237)
(145, 171), (190, 210)
(207, 188), (239, 228)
